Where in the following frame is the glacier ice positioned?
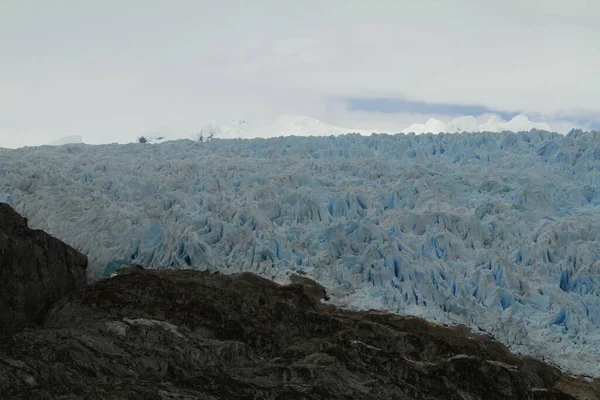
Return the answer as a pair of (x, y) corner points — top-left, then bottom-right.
(1, 129), (600, 377)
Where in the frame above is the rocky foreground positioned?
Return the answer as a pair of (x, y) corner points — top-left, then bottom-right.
(1, 203), (599, 399)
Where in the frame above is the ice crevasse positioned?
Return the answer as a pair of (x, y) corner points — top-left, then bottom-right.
(1, 129), (600, 377)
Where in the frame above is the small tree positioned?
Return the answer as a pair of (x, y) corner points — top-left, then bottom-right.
(138, 136), (148, 144)
(194, 123), (220, 142)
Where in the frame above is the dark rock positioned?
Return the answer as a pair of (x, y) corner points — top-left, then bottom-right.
(0, 203), (87, 336)
(1, 268), (598, 399)
(290, 273), (330, 302)
(109, 264), (145, 277)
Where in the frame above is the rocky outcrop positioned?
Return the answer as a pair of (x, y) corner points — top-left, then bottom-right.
(290, 272), (329, 303)
(0, 203), (87, 336)
(1, 267), (598, 399)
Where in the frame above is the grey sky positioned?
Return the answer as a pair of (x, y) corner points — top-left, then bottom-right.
(1, 0), (599, 147)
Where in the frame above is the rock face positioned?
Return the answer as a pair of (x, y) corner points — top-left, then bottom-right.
(0, 203), (87, 336)
(290, 272), (329, 303)
(1, 268), (598, 399)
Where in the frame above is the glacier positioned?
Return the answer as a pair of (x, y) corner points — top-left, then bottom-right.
(1, 129), (600, 377)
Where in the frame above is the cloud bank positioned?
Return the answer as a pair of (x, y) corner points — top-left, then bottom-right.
(1, 0), (598, 147)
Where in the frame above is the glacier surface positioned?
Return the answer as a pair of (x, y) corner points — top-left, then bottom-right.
(1, 130), (600, 377)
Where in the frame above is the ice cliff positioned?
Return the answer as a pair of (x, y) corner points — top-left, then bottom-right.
(1, 129), (599, 377)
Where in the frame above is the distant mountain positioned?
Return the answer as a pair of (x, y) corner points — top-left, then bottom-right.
(195, 114), (369, 140)
(136, 113), (559, 145)
(446, 116), (479, 133)
(144, 114), (555, 143)
(403, 114), (552, 134)
(196, 117), (253, 140)
(47, 135), (83, 146)
(269, 115), (369, 137)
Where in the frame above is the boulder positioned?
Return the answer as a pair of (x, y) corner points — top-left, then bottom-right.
(290, 272), (330, 302)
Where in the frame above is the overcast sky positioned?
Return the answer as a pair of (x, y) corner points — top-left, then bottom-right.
(1, 0), (599, 147)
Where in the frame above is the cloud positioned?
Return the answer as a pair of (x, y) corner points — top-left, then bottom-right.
(534, 110), (600, 131)
(0, 0), (599, 147)
(341, 98), (600, 133)
(343, 98), (519, 120)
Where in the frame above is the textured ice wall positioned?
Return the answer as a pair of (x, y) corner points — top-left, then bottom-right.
(1, 130), (600, 376)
